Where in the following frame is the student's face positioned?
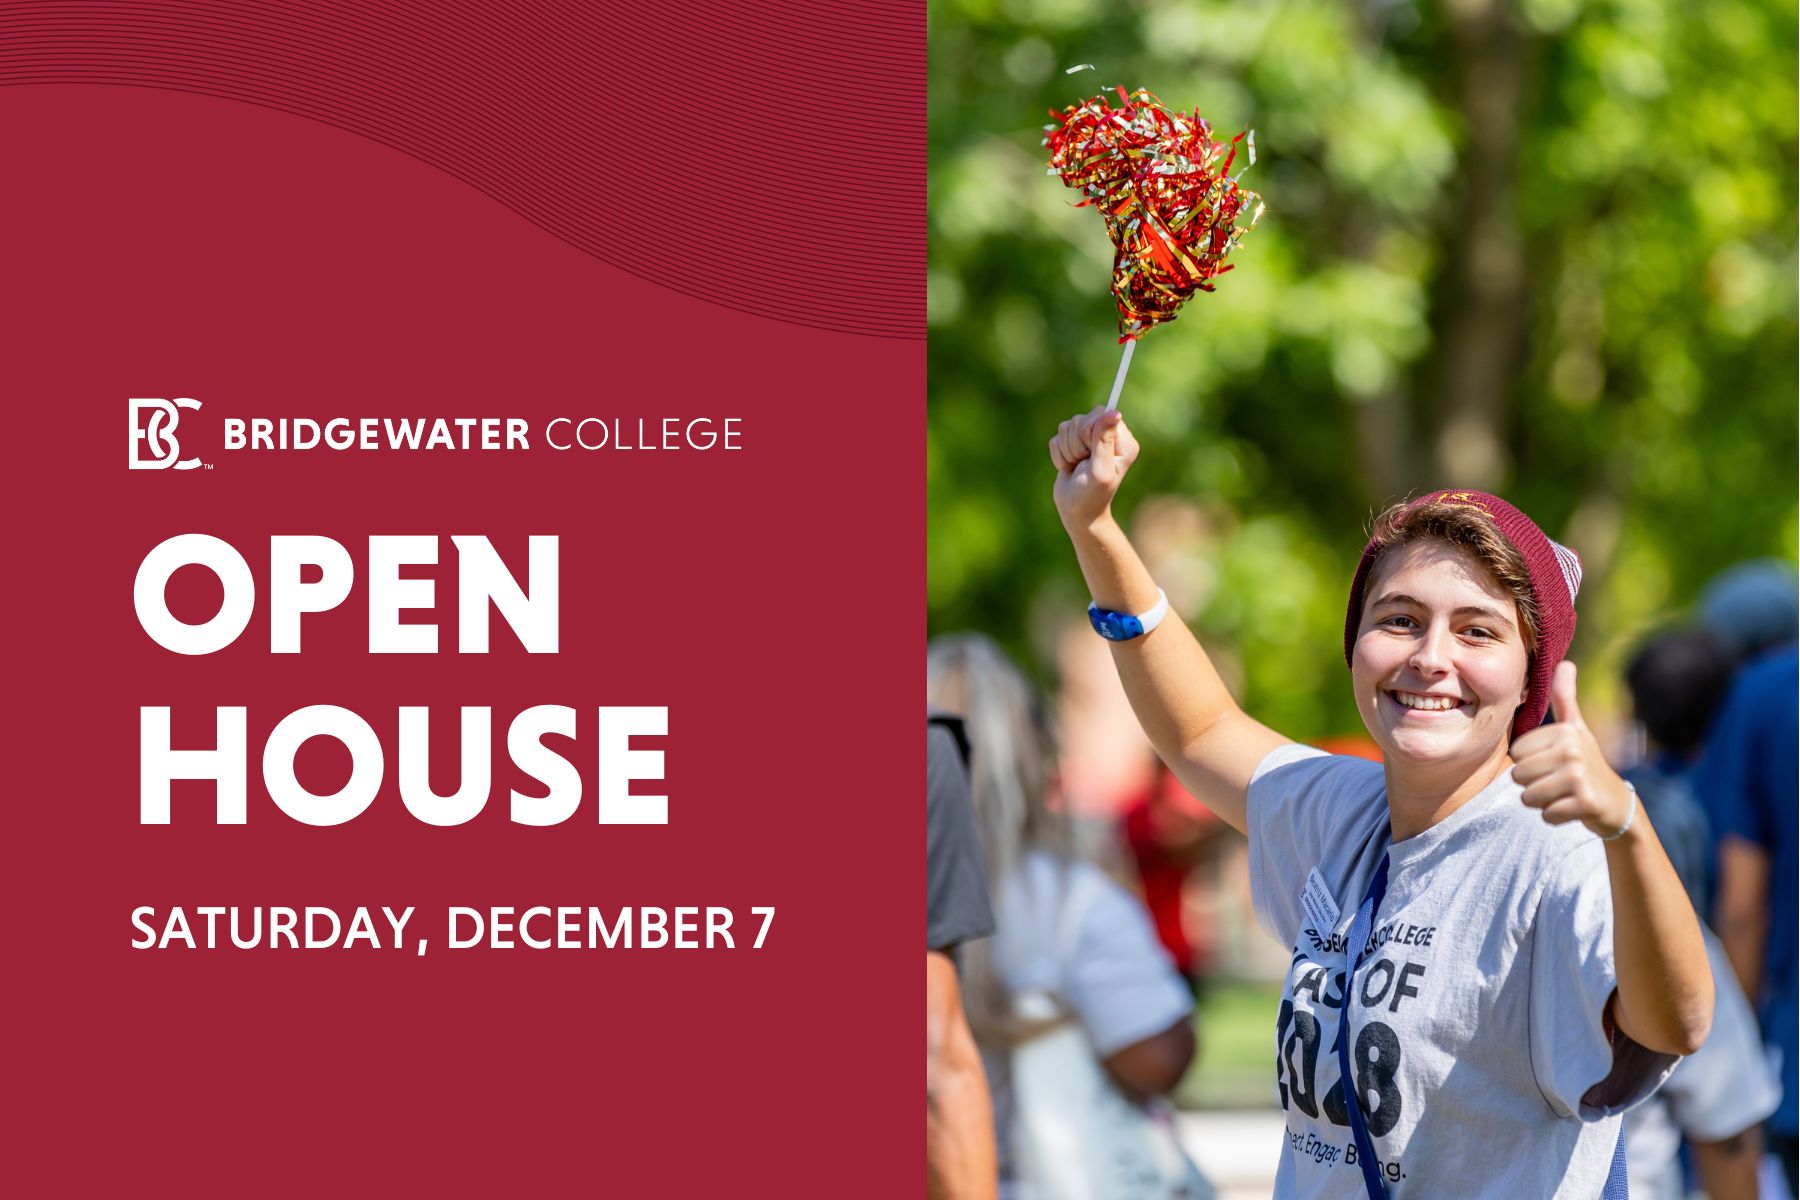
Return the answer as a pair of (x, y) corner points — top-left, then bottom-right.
(1351, 540), (1531, 770)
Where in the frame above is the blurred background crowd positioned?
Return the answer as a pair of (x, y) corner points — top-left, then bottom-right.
(927, 0), (1796, 1195)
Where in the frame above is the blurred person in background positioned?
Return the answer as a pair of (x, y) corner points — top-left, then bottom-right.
(1620, 628), (1780, 1200)
(1699, 562), (1798, 667)
(1693, 562), (1800, 1194)
(1049, 408), (1713, 1196)
(1623, 629), (1737, 910)
(927, 633), (1200, 1199)
(928, 709), (1000, 1200)
(1122, 767), (1227, 997)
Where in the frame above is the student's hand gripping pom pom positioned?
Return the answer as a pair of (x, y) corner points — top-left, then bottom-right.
(1050, 407), (1140, 530)
(1511, 662), (1638, 838)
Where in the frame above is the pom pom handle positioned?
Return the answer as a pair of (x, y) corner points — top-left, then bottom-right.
(1104, 338), (1137, 413)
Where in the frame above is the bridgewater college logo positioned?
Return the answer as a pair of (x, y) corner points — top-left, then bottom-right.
(130, 397), (204, 470)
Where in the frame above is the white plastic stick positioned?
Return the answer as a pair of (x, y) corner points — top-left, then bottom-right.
(1104, 338), (1137, 412)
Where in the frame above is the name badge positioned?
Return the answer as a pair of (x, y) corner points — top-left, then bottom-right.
(1300, 868), (1340, 935)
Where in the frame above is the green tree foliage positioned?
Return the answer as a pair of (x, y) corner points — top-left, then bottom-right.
(929, 0), (1797, 737)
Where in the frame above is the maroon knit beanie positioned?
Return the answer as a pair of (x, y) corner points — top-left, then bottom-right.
(1342, 489), (1582, 739)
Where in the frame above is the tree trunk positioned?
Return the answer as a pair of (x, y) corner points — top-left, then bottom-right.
(1428, 0), (1534, 490)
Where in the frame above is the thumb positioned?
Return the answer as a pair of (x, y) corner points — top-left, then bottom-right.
(1090, 411), (1121, 468)
(1548, 660), (1585, 730)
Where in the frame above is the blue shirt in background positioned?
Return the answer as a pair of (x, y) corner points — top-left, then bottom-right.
(1694, 645), (1798, 1136)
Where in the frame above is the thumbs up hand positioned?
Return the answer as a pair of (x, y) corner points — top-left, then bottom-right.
(1510, 661), (1636, 839)
(1050, 406), (1141, 530)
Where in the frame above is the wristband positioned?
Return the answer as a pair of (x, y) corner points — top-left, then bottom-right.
(1601, 781), (1638, 842)
(1087, 589), (1169, 642)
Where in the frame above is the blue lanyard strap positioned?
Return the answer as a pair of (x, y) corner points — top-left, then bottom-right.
(1335, 853), (1392, 1200)
(1602, 1123), (1629, 1199)
(1328, 851), (1628, 1199)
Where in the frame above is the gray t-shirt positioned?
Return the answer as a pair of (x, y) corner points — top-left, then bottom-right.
(1248, 744), (1677, 1198)
(927, 713), (995, 953)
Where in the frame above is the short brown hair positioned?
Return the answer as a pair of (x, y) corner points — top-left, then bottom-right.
(1362, 498), (1541, 653)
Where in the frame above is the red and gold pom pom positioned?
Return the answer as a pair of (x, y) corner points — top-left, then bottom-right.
(1046, 85), (1264, 341)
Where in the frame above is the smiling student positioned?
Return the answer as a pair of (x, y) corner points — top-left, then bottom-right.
(1048, 407), (1712, 1198)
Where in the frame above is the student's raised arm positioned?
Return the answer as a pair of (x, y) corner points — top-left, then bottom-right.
(1050, 406), (1288, 834)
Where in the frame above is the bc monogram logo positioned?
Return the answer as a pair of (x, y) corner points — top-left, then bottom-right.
(1434, 489), (1487, 514)
(129, 398), (204, 470)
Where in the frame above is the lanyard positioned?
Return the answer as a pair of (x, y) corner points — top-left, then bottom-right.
(1329, 852), (1628, 1200)
(1334, 853), (1392, 1200)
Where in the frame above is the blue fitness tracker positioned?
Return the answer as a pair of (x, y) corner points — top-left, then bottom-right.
(1087, 589), (1170, 642)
